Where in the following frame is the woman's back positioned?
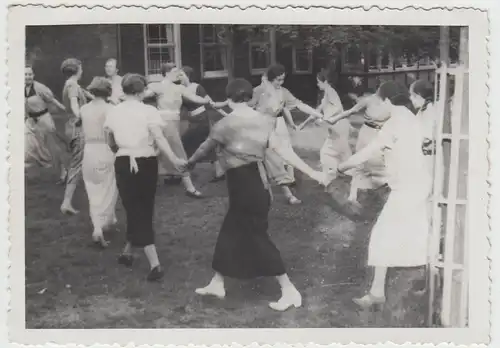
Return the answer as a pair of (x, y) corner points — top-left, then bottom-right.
(364, 95), (391, 125)
(81, 101), (113, 143)
(211, 105), (274, 169)
(382, 105), (431, 193)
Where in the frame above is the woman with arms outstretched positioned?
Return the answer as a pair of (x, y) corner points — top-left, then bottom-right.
(337, 81), (433, 308)
(182, 78), (329, 311)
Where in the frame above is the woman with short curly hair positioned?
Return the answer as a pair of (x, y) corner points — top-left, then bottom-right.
(105, 73), (185, 281)
(184, 78), (328, 311)
(60, 58), (93, 215)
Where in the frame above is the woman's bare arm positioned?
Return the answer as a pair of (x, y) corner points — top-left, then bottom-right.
(338, 133), (388, 172)
(105, 130), (119, 153)
(326, 98), (367, 125)
(269, 134), (325, 185)
(296, 102), (324, 119)
(149, 125), (182, 167)
(182, 89), (211, 104)
(282, 107), (297, 129)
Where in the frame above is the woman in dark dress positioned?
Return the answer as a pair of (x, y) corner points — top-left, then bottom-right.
(182, 79), (329, 311)
(60, 58), (93, 215)
(179, 66), (225, 181)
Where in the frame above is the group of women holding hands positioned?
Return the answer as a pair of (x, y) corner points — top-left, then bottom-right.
(25, 56), (439, 312)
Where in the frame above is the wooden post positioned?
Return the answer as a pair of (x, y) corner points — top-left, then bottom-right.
(225, 25), (235, 81)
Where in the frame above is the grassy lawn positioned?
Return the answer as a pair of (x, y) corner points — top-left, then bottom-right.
(25, 113), (429, 328)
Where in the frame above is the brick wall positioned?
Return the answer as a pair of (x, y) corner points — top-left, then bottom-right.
(26, 24), (119, 99)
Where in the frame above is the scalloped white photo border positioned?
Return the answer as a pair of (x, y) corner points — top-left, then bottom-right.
(2, 1), (495, 347)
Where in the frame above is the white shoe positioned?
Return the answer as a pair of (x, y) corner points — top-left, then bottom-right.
(195, 282), (226, 299)
(60, 205), (79, 215)
(287, 196), (302, 205)
(269, 288), (302, 311)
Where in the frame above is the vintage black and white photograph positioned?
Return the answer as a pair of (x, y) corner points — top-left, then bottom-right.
(7, 3), (491, 346)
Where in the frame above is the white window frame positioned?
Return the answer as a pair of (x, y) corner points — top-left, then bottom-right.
(199, 25), (228, 79)
(249, 27), (276, 76)
(292, 45), (313, 74)
(143, 24), (182, 80)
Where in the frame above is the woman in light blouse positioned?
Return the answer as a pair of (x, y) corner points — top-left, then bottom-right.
(182, 78), (329, 311)
(144, 63), (211, 198)
(105, 73), (185, 282)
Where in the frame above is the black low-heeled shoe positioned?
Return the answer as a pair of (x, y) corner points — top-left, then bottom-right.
(117, 254), (134, 267)
(147, 266), (164, 282)
(210, 175), (225, 183)
(163, 176), (182, 186)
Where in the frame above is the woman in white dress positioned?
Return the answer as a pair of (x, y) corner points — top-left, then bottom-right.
(254, 65), (324, 205)
(409, 79), (440, 178)
(315, 70), (352, 177)
(81, 77), (118, 248)
(327, 83), (405, 207)
(337, 81), (433, 308)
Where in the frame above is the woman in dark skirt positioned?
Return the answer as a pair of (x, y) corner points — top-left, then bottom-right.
(182, 78), (329, 311)
(179, 66), (225, 181)
(104, 73), (185, 281)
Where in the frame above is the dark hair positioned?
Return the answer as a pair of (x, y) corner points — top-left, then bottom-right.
(266, 64), (286, 82)
(410, 79), (435, 111)
(377, 80), (414, 111)
(161, 62), (176, 77)
(25, 64), (34, 71)
(87, 77), (112, 98)
(411, 79), (434, 101)
(226, 78), (253, 103)
(316, 69), (329, 83)
(182, 66), (197, 82)
(121, 73), (147, 95)
(61, 58), (82, 79)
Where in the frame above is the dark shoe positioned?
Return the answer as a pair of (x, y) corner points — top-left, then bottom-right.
(163, 176), (182, 186)
(117, 254), (134, 267)
(147, 266), (164, 282)
(210, 175), (225, 183)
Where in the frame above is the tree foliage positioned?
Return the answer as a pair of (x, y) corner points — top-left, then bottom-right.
(216, 25), (460, 64)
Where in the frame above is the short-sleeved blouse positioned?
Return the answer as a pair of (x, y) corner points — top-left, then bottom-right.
(149, 79), (184, 121)
(255, 83), (299, 117)
(363, 95), (391, 126)
(321, 84), (344, 117)
(81, 101), (113, 144)
(210, 105), (275, 171)
(62, 79), (87, 118)
(25, 81), (55, 116)
(104, 99), (165, 158)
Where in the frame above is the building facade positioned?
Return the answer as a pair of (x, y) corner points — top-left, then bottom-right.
(26, 24), (436, 105)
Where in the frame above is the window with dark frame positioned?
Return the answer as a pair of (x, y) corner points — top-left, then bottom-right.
(199, 24), (228, 78)
(248, 26), (273, 75)
(292, 46), (313, 74)
(144, 24), (176, 76)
